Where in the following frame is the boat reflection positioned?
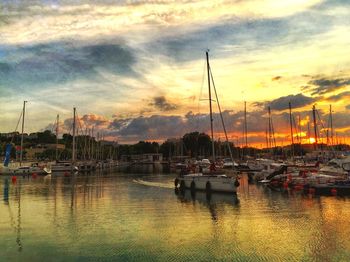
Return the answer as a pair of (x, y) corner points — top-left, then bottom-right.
(175, 188), (240, 222)
(175, 188), (240, 206)
(3, 179), (23, 252)
(3, 178), (9, 204)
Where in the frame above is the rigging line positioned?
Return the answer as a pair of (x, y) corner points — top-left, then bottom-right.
(196, 58), (207, 131)
(50, 117), (57, 134)
(316, 109), (328, 138)
(292, 115), (300, 143)
(75, 112), (88, 157)
(209, 65), (234, 162)
(270, 116), (277, 148)
(11, 110), (23, 144)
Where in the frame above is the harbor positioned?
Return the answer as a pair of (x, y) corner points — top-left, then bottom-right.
(2, 0), (350, 261)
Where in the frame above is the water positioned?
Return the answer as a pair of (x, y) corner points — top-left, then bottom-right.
(1, 172), (350, 261)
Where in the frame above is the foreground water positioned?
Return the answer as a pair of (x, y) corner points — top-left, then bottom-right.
(1, 172), (350, 261)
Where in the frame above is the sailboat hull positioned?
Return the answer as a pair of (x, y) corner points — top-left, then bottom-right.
(176, 174), (238, 193)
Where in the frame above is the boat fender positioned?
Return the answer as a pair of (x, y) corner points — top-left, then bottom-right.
(234, 179), (240, 187)
(331, 188), (337, 196)
(174, 178), (179, 188)
(32, 173), (37, 179)
(11, 176), (17, 183)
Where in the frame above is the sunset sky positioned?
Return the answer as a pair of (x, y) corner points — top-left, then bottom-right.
(0, 0), (349, 146)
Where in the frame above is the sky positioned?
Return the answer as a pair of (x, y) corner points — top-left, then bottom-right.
(0, 0), (350, 146)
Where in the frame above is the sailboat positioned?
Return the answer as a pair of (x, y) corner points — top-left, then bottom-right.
(51, 108), (78, 173)
(1, 101), (50, 175)
(175, 51), (240, 194)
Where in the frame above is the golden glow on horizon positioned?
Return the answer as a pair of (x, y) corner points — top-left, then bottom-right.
(309, 137), (316, 144)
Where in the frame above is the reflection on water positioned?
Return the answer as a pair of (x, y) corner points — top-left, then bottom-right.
(1, 172), (350, 261)
(175, 189), (240, 223)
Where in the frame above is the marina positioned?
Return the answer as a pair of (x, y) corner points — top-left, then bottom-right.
(1, 0), (350, 260)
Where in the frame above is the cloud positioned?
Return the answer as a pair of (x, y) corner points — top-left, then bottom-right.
(0, 0), (323, 45)
(265, 93), (316, 111)
(43, 113), (112, 134)
(148, 96), (178, 111)
(272, 76), (282, 81)
(326, 91), (350, 102)
(40, 106), (350, 145)
(0, 42), (137, 91)
(346, 105), (350, 110)
(305, 77), (350, 95)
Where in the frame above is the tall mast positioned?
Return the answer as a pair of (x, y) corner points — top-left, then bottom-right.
(20, 101), (27, 167)
(298, 114), (301, 144)
(268, 106), (272, 149)
(312, 105), (318, 150)
(72, 107), (76, 163)
(288, 102), (294, 159)
(55, 114), (59, 161)
(330, 104), (333, 146)
(91, 127), (94, 160)
(206, 51), (215, 161)
(244, 101), (248, 148)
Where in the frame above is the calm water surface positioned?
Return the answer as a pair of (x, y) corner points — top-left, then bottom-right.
(1, 172), (350, 261)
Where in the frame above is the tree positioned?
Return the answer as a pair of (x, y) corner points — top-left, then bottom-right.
(182, 132), (211, 158)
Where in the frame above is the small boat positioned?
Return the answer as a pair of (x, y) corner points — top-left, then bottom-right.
(1, 163), (50, 176)
(51, 162), (78, 173)
(175, 173), (239, 193)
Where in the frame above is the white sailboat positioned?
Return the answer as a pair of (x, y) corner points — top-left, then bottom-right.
(1, 101), (50, 175)
(175, 51), (240, 194)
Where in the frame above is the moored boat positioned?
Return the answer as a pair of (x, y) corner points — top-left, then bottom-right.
(175, 173), (239, 193)
(174, 51), (239, 194)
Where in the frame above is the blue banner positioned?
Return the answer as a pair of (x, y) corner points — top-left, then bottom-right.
(3, 144), (12, 167)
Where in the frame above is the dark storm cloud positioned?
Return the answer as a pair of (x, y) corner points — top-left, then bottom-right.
(148, 96), (178, 111)
(304, 77), (350, 95)
(264, 93), (316, 111)
(0, 42), (137, 91)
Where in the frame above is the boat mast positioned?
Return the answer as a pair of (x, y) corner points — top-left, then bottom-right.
(20, 101), (27, 167)
(244, 101), (248, 151)
(298, 114), (301, 144)
(330, 104), (333, 146)
(72, 107), (76, 163)
(206, 51), (215, 161)
(288, 102), (294, 160)
(55, 114), (59, 161)
(312, 105), (318, 150)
